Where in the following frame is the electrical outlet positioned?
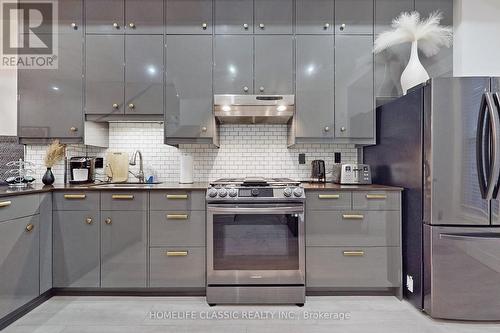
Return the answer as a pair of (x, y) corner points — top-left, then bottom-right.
(334, 152), (341, 164)
(298, 153), (306, 165)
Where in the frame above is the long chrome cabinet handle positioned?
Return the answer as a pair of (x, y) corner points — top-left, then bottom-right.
(112, 194), (134, 200)
(166, 214), (189, 220)
(342, 214), (364, 220)
(64, 194), (86, 200)
(166, 251), (188, 257)
(343, 250), (364, 257)
(366, 194), (387, 200)
(0, 201), (12, 208)
(318, 194), (340, 199)
(166, 194), (188, 200)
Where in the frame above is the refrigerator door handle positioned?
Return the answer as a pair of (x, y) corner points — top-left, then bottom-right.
(440, 232), (500, 241)
(477, 93), (500, 200)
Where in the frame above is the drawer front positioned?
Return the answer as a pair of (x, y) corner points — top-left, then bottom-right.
(100, 192), (147, 211)
(149, 247), (205, 288)
(53, 192), (99, 211)
(306, 247), (401, 288)
(0, 194), (39, 222)
(306, 211), (400, 247)
(306, 191), (351, 211)
(150, 191), (205, 211)
(352, 191), (401, 210)
(150, 211), (205, 247)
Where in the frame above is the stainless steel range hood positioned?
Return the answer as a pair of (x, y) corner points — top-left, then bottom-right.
(214, 94), (295, 124)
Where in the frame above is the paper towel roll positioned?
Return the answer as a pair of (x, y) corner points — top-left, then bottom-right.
(179, 154), (194, 184)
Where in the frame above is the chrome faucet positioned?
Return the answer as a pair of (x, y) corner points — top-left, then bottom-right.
(129, 150), (145, 183)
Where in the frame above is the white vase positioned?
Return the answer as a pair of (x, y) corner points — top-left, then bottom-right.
(400, 41), (430, 95)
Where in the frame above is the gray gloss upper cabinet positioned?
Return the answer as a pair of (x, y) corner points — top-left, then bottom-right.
(125, 0), (164, 34)
(165, 0), (213, 34)
(215, 0), (254, 34)
(85, 0), (125, 34)
(295, 36), (334, 139)
(415, 0), (453, 26)
(58, 0), (84, 34)
(335, 0), (374, 34)
(254, 0), (293, 34)
(0, 216), (39, 319)
(125, 35), (164, 115)
(375, 0), (413, 34)
(214, 35), (253, 94)
(254, 36), (294, 95)
(53, 211), (100, 288)
(335, 35), (374, 140)
(85, 35), (124, 115)
(18, 34), (83, 141)
(296, 0), (335, 34)
(165, 36), (215, 142)
(101, 210), (147, 287)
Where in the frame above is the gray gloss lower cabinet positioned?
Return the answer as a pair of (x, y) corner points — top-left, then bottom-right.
(165, 36), (215, 144)
(306, 247), (400, 288)
(0, 216), (39, 319)
(53, 211), (100, 288)
(335, 35), (374, 141)
(150, 248), (205, 288)
(101, 211), (147, 288)
(125, 35), (164, 115)
(254, 36), (294, 95)
(18, 34), (83, 142)
(85, 35), (125, 116)
(295, 35), (334, 139)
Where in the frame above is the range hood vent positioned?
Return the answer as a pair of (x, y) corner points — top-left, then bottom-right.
(214, 94), (295, 124)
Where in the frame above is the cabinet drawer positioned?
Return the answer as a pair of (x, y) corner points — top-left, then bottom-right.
(150, 191), (205, 211)
(306, 211), (400, 247)
(0, 195), (38, 222)
(53, 192), (99, 211)
(150, 211), (205, 247)
(306, 191), (351, 210)
(306, 247), (401, 288)
(149, 247), (205, 288)
(352, 191), (401, 210)
(100, 191), (147, 211)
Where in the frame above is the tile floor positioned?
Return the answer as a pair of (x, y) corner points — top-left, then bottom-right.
(4, 296), (500, 333)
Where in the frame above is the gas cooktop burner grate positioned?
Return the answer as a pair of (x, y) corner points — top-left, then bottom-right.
(210, 177), (300, 187)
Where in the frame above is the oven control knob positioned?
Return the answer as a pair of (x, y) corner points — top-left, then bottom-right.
(228, 188), (238, 197)
(293, 187), (304, 197)
(208, 188), (218, 198)
(218, 188), (228, 197)
(251, 188), (260, 197)
(283, 187), (292, 197)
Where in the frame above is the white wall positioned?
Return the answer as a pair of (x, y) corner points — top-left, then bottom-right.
(454, 0), (500, 76)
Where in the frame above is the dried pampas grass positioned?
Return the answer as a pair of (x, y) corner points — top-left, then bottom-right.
(44, 140), (66, 168)
(374, 11), (452, 57)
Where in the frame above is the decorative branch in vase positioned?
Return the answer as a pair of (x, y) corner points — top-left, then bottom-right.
(43, 140), (66, 185)
(374, 11), (453, 95)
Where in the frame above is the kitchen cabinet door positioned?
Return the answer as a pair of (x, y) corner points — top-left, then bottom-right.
(53, 211), (100, 288)
(375, 0), (413, 34)
(295, 36), (334, 139)
(165, 0), (213, 34)
(25, 0), (83, 34)
(335, 35), (374, 140)
(215, 0), (253, 34)
(0, 216), (39, 319)
(125, 0), (164, 34)
(165, 36), (214, 139)
(335, 0), (374, 35)
(415, 0), (453, 26)
(125, 35), (164, 115)
(254, 0), (293, 34)
(18, 34), (83, 141)
(85, 0), (124, 34)
(85, 35), (124, 115)
(254, 36), (294, 95)
(296, 0), (334, 34)
(214, 35), (253, 94)
(101, 210), (147, 288)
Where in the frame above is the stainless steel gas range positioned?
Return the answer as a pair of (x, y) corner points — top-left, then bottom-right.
(206, 178), (305, 306)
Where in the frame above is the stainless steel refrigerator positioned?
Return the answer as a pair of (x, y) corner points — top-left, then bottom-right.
(364, 77), (500, 321)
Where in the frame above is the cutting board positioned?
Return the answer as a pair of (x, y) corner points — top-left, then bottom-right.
(105, 152), (129, 182)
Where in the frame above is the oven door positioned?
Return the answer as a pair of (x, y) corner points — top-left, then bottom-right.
(207, 203), (305, 285)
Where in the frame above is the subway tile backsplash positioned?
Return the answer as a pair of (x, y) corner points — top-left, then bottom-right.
(25, 123), (358, 184)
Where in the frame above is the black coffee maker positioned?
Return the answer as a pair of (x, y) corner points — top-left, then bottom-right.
(311, 160), (326, 183)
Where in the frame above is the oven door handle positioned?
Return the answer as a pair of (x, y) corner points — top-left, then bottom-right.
(207, 206), (304, 214)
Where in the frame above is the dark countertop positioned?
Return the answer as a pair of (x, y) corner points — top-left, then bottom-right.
(0, 182), (402, 198)
(301, 182), (403, 191)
